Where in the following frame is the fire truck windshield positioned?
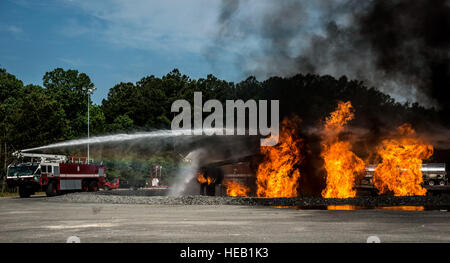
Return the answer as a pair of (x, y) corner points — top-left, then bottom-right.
(7, 165), (40, 177)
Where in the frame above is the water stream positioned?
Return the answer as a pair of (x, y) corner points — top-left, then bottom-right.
(21, 128), (229, 152)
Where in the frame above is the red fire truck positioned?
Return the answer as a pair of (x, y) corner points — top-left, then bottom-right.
(6, 151), (106, 198)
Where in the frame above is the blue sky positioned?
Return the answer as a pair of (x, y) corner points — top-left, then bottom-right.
(0, 0), (240, 104)
(1, 0), (425, 106)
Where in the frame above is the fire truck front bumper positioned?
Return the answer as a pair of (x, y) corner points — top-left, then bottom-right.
(6, 176), (37, 188)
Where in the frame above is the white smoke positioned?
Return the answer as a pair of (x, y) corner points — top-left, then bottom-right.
(168, 149), (206, 196)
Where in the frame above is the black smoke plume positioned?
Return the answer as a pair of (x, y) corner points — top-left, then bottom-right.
(212, 0), (450, 111)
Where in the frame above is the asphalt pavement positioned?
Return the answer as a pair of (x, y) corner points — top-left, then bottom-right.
(0, 195), (449, 242)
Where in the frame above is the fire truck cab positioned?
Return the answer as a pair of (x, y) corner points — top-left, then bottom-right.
(6, 152), (106, 198)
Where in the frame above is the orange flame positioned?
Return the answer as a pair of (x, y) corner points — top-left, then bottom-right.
(197, 173), (208, 184)
(208, 177), (216, 185)
(327, 205), (361, 210)
(377, 206), (425, 211)
(197, 173), (207, 184)
(197, 173), (215, 185)
(321, 141), (365, 198)
(321, 101), (365, 198)
(256, 117), (303, 198)
(374, 124), (432, 196)
(225, 181), (250, 197)
(324, 101), (355, 133)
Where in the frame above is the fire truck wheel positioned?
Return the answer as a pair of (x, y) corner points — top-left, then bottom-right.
(19, 186), (31, 198)
(439, 180), (445, 186)
(46, 182), (58, 197)
(103, 186), (110, 191)
(82, 181), (89, 192)
(89, 181), (98, 192)
(428, 180), (435, 186)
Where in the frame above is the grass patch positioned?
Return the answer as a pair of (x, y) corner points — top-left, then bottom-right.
(0, 192), (18, 197)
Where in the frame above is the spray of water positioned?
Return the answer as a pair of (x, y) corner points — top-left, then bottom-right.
(21, 128), (232, 152)
(168, 149), (205, 196)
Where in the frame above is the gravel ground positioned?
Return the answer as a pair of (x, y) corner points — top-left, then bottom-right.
(45, 189), (450, 207)
(98, 188), (170, 196)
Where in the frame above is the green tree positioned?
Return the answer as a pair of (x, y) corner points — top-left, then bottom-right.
(0, 68), (22, 103)
(3, 84), (67, 149)
(43, 68), (94, 138)
(101, 82), (135, 125)
(107, 114), (134, 132)
(26, 85), (65, 147)
(88, 104), (106, 135)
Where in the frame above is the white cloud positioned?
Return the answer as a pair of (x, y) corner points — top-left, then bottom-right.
(62, 0), (221, 53)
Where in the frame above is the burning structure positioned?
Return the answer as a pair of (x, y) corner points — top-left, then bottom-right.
(193, 101), (449, 199)
(203, 1), (450, 200)
(195, 156), (257, 197)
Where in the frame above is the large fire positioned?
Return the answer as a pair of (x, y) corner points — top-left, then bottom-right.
(321, 101), (365, 198)
(224, 180), (250, 197)
(374, 124), (433, 196)
(196, 102), (436, 199)
(256, 117), (303, 198)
